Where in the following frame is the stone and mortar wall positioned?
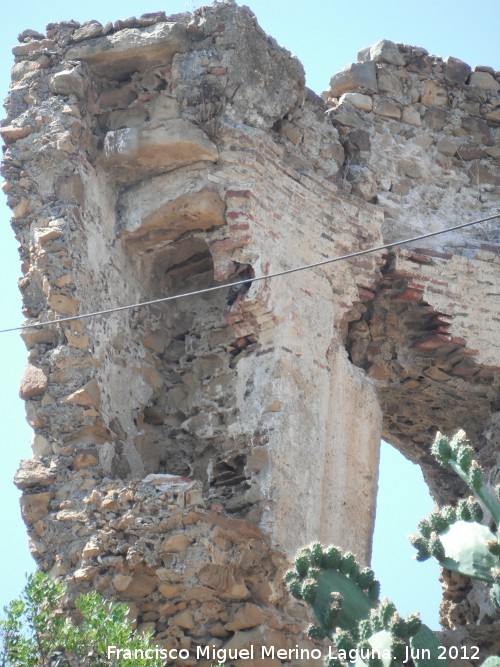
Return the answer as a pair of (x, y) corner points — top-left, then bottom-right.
(2, 1), (499, 662)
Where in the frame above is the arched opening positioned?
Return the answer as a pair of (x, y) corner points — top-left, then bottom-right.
(342, 251), (500, 628)
(372, 440), (441, 628)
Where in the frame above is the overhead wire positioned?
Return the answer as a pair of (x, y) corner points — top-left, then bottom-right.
(0, 212), (498, 334)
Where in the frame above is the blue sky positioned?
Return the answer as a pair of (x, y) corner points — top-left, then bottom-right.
(1, 0), (499, 630)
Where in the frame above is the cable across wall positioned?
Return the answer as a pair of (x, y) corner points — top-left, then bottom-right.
(0, 212), (498, 334)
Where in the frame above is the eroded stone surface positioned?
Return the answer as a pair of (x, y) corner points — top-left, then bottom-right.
(3, 2), (499, 661)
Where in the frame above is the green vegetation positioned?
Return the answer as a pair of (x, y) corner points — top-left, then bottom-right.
(285, 431), (500, 667)
(409, 431), (500, 607)
(0, 571), (163, 666)
(285, 542), (440, 667)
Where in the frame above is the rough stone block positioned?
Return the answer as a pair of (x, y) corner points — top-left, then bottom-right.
(72, 451), (98, 470)
(469, 71), (500, 90)
(421, 81), (448, 107)
(34, 227), (63, 245)
(65, 22), (193, 79)
(373, 99), (401, 119)
(457, 116), (494, 145)
(484, 105), (500, 122)
(161, 534), (191, 553)
(20, 491), (52, 523)
(339, 92), (373, 111)
(443, 56), (471, 84)
(99, 120), (218, 183)
(20, 327), (57, 349)
(436, 137), (460, 156)
(401, 106), (422, 126)
(71, 21), (103, 42)
(63, 379), (100, 408)
(0, 124), (33, 144)
(48, 68), (87, 100)
(19, 364), (48, 399)
(424, 107), (448, 130)
(377, 67), (403, 98)
(358, 39), (405, 66)
(47, 294), (79, 315)
(329, 61), (378, 96)
(31, 434), (52, 457)
(224, 603), (265, 631)
(112, 574), (133, 593)
(14, 460), (55, 488)
(118, 175), (225, 248)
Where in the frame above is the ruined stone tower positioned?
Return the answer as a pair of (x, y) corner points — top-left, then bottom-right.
(2, 1), (499, 663)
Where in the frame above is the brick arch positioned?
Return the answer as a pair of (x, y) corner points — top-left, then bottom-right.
(344, 248), (500, 502)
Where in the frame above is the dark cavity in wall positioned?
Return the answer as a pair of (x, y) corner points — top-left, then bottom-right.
(124, 237), (253, 511)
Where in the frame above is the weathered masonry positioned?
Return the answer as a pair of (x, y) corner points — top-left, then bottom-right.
(2, 1), (499, 663)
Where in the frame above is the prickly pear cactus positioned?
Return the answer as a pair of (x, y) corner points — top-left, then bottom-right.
(284, 543), (378, 639)
(286, 431), (499, 666)
(409, 431), (500, 607)
(285, 543), (441, 667)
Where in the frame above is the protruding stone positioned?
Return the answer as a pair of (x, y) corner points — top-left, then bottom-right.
(99, 120), (218, 183)
(48, 68), (88, 100)
(20, 491), (52, 523)
(19, 364), (48, 399)
(20, 327), (58, 349)
(14, 460), (56, 488)
(63, 379), (100, 408)
(0, 124), (33, 144)
(329, 61), (378, 97)
(34, 227), (63, 245)
(18, 28), (45, 42)
(118, 174), (225, 246)
(443, 56), (471, 84)
(71, 21), (103, 43)
(31, 434), (52, 457)
(358, 40), (405, 66)
(339, 92), (373, 111)
(65, 22), (193, 79)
